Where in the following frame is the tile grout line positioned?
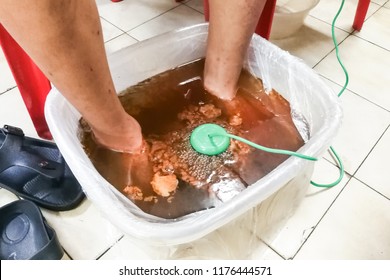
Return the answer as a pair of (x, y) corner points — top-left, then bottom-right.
(320, 118), (390, 186)
(327, 81), (390, 117)
(320, 75), (390, 114)
(183, 3), (205, 16)
(354, 176), (390, 202)
(352, 32), (390, 52)
(105, 4), (205, 42)
(258, 169), (353, 260)
(104, 32), (139, 44)
(98, 0), (202, 34)
(350, 2), (390, 52)
(62, 248), (74, 260)
(307, 14), (356, 37)
(0, 86), (17, 96)
(96, 234), (125, 260)
(291, 175), (354, 259)
(321, 155), (353, 178)
(257, 236), (287, 260)
(125, 4), (205, 35)
(352, 123), (390, 178)
(312, 31), (353, 69)
(100, 17), (127, 39)
(309, 3), (390, 69)
(123, 4), (185, 33)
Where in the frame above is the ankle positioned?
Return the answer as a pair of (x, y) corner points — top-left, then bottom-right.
(203, 75), (237, 100)
(90, 115), (143, 153)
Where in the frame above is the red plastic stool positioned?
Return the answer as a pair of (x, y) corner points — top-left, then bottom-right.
(353, 0), (370, 31)
(203, 0), (277, 40)
(0, 24), (52, 140)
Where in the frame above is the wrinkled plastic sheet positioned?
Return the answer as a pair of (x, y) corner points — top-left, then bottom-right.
(45, 23), (342, 254)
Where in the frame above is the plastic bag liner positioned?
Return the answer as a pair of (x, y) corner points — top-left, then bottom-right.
(45, 23), (342, 249)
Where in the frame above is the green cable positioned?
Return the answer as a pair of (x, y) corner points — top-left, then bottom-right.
(210, 132), (318, 161)
(311, 146), (344, 187)
(331, 0), (349, 98)
(310, 0), (348, 188)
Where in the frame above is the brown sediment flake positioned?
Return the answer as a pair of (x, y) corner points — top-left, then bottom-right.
(150, 173), (178, 197)
(123, 185), (143, 201)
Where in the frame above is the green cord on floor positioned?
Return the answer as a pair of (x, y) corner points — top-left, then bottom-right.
(310, 0), (348, 188)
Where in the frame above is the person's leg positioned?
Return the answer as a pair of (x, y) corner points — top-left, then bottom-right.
(204, 0), (267, 100)
(0, 0), (142, 153)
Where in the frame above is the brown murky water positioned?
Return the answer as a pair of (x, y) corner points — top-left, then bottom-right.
(79, 58), (304, 219)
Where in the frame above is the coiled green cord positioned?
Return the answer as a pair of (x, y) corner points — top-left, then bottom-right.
(310, 0), (348, 188)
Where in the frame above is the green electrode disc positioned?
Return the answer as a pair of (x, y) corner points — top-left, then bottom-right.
(190, 123), (230, 156)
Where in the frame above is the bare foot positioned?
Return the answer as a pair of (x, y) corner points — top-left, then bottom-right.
(203, 76), (238, 100)
(91, 114), (143, 153)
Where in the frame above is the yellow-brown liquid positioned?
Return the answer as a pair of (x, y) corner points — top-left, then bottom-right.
(80, 59), (304, 219)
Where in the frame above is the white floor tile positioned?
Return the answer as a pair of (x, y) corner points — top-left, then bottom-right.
(249, 245), (284, 260)
(271, 16), (349, 68)
(105, 34), (138, 56)
(355, 126), (390, 199)
(372, 0), (388, 5)
(100, 236), (172, 260)
(0, 50), (16, 94)
(321, 81), (390, 174)
(61, 253), (71, 260)
(96, 0), (180, 32)
(41, 199), (123, 260)
(128, 5), (204, 41)
(174, 214), (272, 259)
(100, 17), (125, 43)
(169, 216), (274, 260)
(310, 0), (381, 32)
(314, 35), (390, 111)
(185, 0), (204, 13)
(259, 158), (349, 259)
(101, 210), (282, 260)
(0, 88), (39, 138)
(0, 189), (18, 207)
(295, 178), (390, 259)
(354, 5), (390, 51)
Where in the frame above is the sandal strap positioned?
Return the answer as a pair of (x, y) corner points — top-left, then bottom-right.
(0, 125), (64, 179)
(29, 220), (64, 260)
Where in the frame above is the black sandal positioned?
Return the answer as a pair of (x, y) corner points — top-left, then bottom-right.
(0, 200), (64, 260)
(0, 125), (84, 211)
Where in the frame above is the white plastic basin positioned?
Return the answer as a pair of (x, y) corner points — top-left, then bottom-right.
(271, 0), (320, 39)
(45, 23), (341, 246)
